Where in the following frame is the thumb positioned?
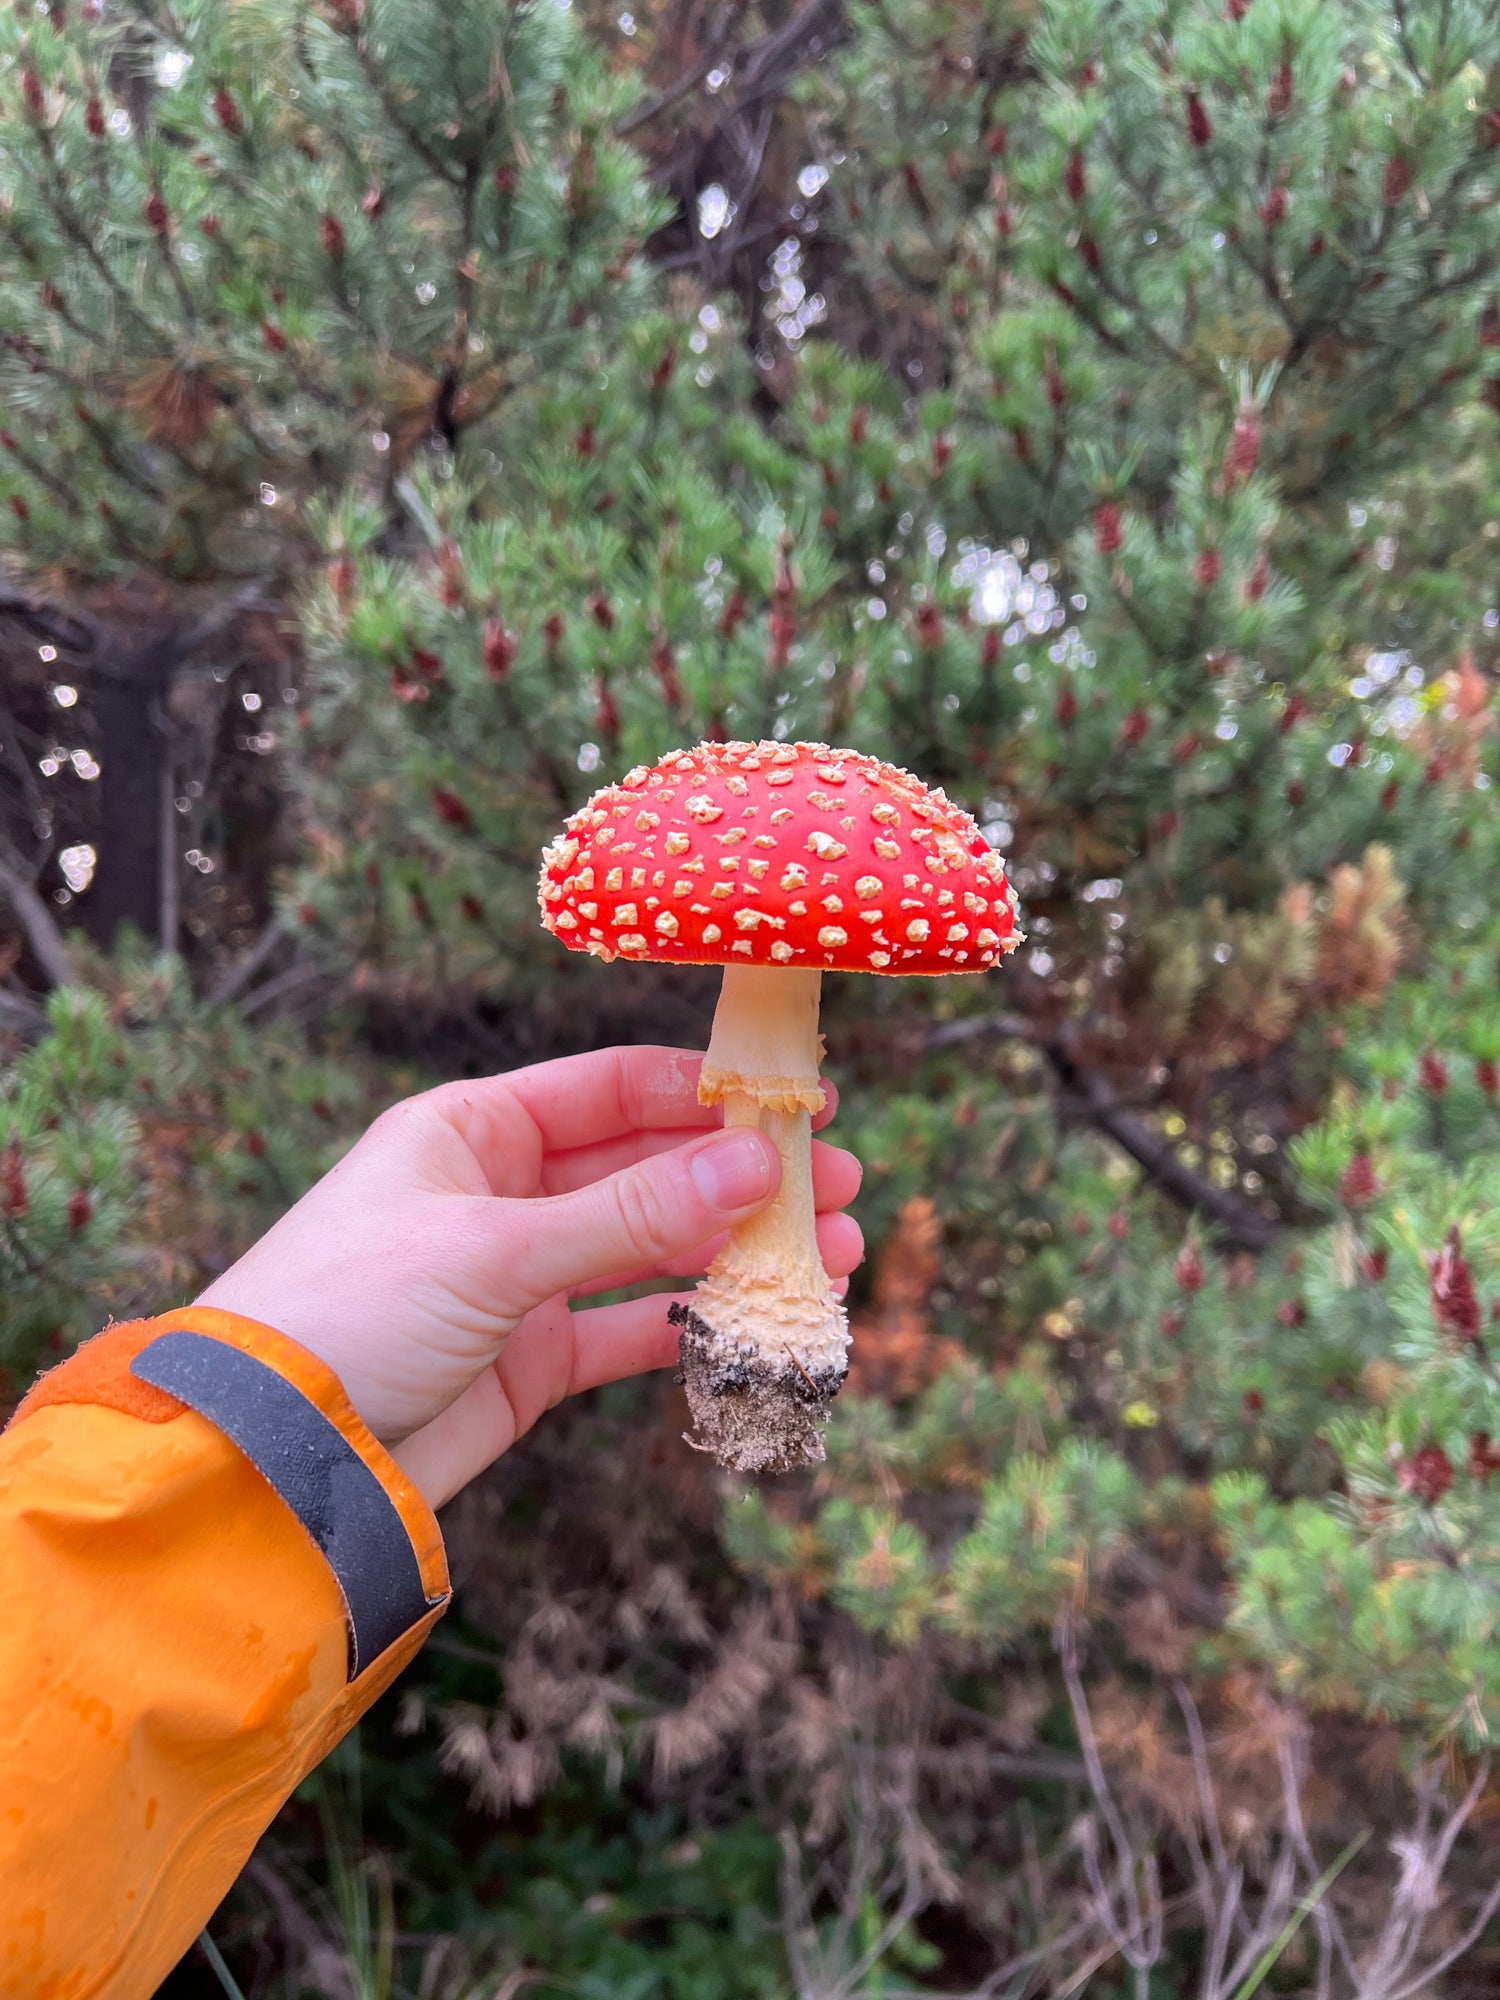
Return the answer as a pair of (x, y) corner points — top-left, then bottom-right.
(504, 1126), (779, 1308)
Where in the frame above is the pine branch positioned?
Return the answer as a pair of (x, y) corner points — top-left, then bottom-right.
(0, 852), (78, 990)
(928, 1013), (1276, 1249)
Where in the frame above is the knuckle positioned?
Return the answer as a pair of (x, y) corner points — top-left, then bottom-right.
(610, 1163), (677, 1262)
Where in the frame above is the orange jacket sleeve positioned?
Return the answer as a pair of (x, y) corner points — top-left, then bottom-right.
(0, 1306), (451, 1999)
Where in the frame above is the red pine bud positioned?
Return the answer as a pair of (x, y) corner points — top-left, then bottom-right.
(718, 589), (747, 639)
(1187, 90), (1212, 147)
(1399, 1443), (1453, 1506)
(261, 321), (288, 354)
(1055, 686), (1078, 727)
(1279, 694), (1309, 731)
(1094, 500), (1123, 554)
(849, 408), (868, 445)
(1339, 1153), (1379, 1206)
(986, 127), (1008, 157)
(1260, 184), (1287, 230)
(67, 1188), (93, 1231)
(1045, 365), (1066, 409)
(768, 606), (797, 666)
(1361, 1247), (1389, 1282)
(1477, 1058), (1499, 1098)
(1383, 155), (1410, 205)
(212, 88), (243, 136)
(40, 282), (64, 312)
(932, 432), (952, 474)
(1245, 552), (1270, 601)
(390, 664), (430, 703)
(409, 888), (433, 928)
(319, 213), (346, 258)
(1120, 705), (1149, 745)
(1175, 1245), (1205, 1293)
(1380, 780), (1400, 811)
(1160, 1311), (1184, 1337)
(2, 1141), (27, 1218)
(482, 618), (515, 679)
(1226, 0), (1251, 15)
(461, 895), (485, 924)
(1469, 1433), (1500, 1478)
(589, 593), (614, 631)
(85, 95), (107, 138)
(143, 191), (170, 233)
(1064, 150), (1087, 202)
(361, 183), (386, 218)
(431, 786), (471, 830)
(1267, 63), (1293, 117)
(1194, 548), (1221, 587)
(995, 203), (1012, 239)
(981, 629), (1001, 669)
(1225, 410), (1260, 486)
(244, 1131), (267, 1159)
(1079, 235), (1101, 272)
(915, 604), (944, 647)
(574, 424), (595, 458)
(410, 649), (443, 684)
(1419, 1051), (1449, 1095)
(543, 612), (565, 646)
(9, 497), (29, 521)
(1077, 59), (1099, 87)
(595, 684), (620, 742)
(21, 69), (45, 119)
(201, 213), (222, 239)
(652, 638), (683, 709)
(328, 553), (355, 605)
(1432, 1229), (1480, 1339)
(1242, 1389), (1264, 1414)
(651, 349), (676, 392)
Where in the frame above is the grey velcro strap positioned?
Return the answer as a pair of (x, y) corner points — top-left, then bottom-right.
(131, 1329), (442, 1680)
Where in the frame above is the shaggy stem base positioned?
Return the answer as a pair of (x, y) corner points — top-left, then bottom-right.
(684, 964), (849, 1471)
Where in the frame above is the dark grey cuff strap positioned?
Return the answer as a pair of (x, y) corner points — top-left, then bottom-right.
(131, 1329), (443, 1680)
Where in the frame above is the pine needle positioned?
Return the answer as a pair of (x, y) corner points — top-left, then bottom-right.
(196, 1929), (247, 2000)
(1231, 1831), (1369, 2000)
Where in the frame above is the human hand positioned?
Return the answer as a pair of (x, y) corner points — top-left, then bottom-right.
(196, 1045), (862, 1507)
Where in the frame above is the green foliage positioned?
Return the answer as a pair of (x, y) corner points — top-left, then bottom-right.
(7, 0), (1500, 1985)
(0, 950), (385, 1388)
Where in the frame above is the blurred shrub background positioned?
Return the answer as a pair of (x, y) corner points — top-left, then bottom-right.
(4, 0), (1500, 1990)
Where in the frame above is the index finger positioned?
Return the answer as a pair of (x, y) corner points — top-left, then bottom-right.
(505, 1045), (714, 1153)
(504, 1044), (839, 1155)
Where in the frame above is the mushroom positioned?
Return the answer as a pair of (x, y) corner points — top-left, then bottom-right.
(538, 740), (1021, 1472)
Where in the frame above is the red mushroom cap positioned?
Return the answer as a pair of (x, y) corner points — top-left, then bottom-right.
(538, 740), (1021, 974)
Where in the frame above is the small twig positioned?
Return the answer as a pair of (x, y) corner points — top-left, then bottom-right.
(208, 918), (289, 1009)
(0, 852), (77, 990)
(782, 1341), (819, 1397)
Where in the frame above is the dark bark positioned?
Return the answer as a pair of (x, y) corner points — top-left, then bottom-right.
(83, 639), (176, 947)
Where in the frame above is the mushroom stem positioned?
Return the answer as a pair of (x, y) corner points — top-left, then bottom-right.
(672, 964), (849, 1472)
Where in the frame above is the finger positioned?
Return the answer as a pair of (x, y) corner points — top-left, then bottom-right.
(491, 1125), (781, 1310)
(570, 1206), (866, 1297)
(540, 1124), (712, 1196)
(543, 1128), (862, 1208)
(504, 1046), (716, 1152)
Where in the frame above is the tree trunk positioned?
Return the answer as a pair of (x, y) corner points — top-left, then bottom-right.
(82, 640), (177, 949)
